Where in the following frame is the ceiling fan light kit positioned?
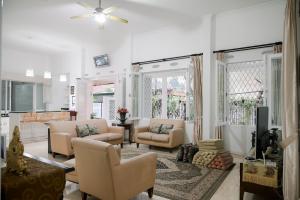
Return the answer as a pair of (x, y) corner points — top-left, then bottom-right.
(71, 0), (128, 25)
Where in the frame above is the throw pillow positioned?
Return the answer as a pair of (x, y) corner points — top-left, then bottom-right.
(76, 125), (90, 137)
(182, 143), (192, 162)
(159, 124), (174, 134)
(176, 145), (184, 162)
(149, 124), (162, 134)
(86, 125), (98, 135)
(187, 145), (199, 163)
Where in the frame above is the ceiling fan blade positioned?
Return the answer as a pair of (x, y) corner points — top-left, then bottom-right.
(77, 2), (94, 9)
(102, 6), (117, 14)
(70, 13), (93, 19)
(107, 15), (128, 24)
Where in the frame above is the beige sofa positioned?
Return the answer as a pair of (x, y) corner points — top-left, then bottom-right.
(135, 118), (185, 151)
(72, 138), (157, 200)
(49, 119), (124, 157)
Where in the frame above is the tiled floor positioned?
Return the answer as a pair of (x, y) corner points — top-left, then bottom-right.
(24, 141), (262, 200)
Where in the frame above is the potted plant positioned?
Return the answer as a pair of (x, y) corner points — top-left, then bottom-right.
(117, 107), (128, 124)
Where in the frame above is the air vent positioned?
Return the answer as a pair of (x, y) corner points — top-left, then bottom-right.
(96, 72), (101, 75)
(152, 64), (160, 68)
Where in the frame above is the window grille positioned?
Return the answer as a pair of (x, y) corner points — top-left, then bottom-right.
(227, 61), (264, 125)
(109, 99), (115, 120)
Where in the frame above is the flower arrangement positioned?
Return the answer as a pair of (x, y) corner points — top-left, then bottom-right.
(117, 107), (128, 114)
(117, 107), (128, 124)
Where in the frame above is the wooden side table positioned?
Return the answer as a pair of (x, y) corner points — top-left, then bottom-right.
(112, 122), (133, 144)
(240, 163), (283, 200)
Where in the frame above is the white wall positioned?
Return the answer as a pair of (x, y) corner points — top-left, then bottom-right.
(215, 0), (285, 50)
(2, 47), (51, 77)
(125, 1), (285, 146)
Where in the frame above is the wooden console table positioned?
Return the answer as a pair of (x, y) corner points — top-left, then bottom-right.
(1, 153), (74, 200)
(112, 122), (133, 144)
(240, 163), (283, 200)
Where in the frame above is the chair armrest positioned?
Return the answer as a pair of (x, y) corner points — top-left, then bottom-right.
(169, 128), (184, 147)
(108, 126), (124, 134)
(50, 132), (75, 156)
(135, 126), (149, 134)
(113, 152), (157, 198)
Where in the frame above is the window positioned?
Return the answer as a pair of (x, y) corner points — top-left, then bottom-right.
(1, 80), (11, 111)
(142, 70), (191, 120)
(226, 61), (264, 125)
(11, 82), (34, 112)
(217, 54), (283, 126)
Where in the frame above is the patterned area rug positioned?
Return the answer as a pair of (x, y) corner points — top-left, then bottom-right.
(122, 147), (234, 200)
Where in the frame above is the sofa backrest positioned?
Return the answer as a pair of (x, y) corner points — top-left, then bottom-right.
(49, 121), (77, 136)
(72, 138), (120, 199)
(76, 119), (109, 134)
(150, 118), (185, 129)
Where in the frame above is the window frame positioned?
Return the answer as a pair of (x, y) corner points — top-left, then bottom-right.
(141, 69), (191, 120)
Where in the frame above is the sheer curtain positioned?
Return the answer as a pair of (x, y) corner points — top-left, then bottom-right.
(281, 0), (299, 199)
(192, 55), (203, 144)
(215, 52), (226, 139)
(271, 58), (282, 126)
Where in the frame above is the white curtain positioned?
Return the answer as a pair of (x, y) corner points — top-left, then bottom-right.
(282, 0), (299, 199)
(192, 55), (203, 144)
(131, 64), (140, 118)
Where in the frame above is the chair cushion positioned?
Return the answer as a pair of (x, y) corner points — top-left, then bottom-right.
(103, 133), (123, 141)
(137, 132), (153, 140)
(152, 134), (169, 142)
(85, 134), (108, 141)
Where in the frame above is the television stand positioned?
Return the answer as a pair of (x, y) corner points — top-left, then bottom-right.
(239, 162), (283, 200)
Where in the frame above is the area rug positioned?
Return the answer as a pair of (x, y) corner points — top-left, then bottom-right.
(122, 146), (234, 200)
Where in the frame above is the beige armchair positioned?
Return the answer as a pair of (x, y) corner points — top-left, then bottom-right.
(72, 138), (157, 200)
(49, 119), (124, 157)
(135, 118), (185, 152)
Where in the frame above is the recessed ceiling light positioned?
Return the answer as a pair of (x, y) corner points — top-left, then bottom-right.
(44, 71), (52, 79)
(59, 74), (67, 82)
(26, 69), (34, 77)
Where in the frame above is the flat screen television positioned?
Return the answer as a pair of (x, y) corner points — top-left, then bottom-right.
(94, 54), (109, 67)
(256, 106), (269, 159)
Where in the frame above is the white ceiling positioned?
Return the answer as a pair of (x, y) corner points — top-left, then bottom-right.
(3, 0), (273, 54)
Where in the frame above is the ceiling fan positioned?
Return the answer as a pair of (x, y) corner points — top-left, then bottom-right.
(70, 0), (128, 24)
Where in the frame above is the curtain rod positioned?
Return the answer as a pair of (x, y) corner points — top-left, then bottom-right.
(213, 42), (282, 54)
(132, 53), (203, 65)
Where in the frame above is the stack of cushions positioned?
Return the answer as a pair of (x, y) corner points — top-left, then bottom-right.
(198, 139), (224, 152)
(76, 124), (98, 137)
(192, 151), (217, 167)
(207, 151), (233, 170)
(191, 139), (234, 170)
(176, 143), (199, 163)
(149, 124), (174, 134)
